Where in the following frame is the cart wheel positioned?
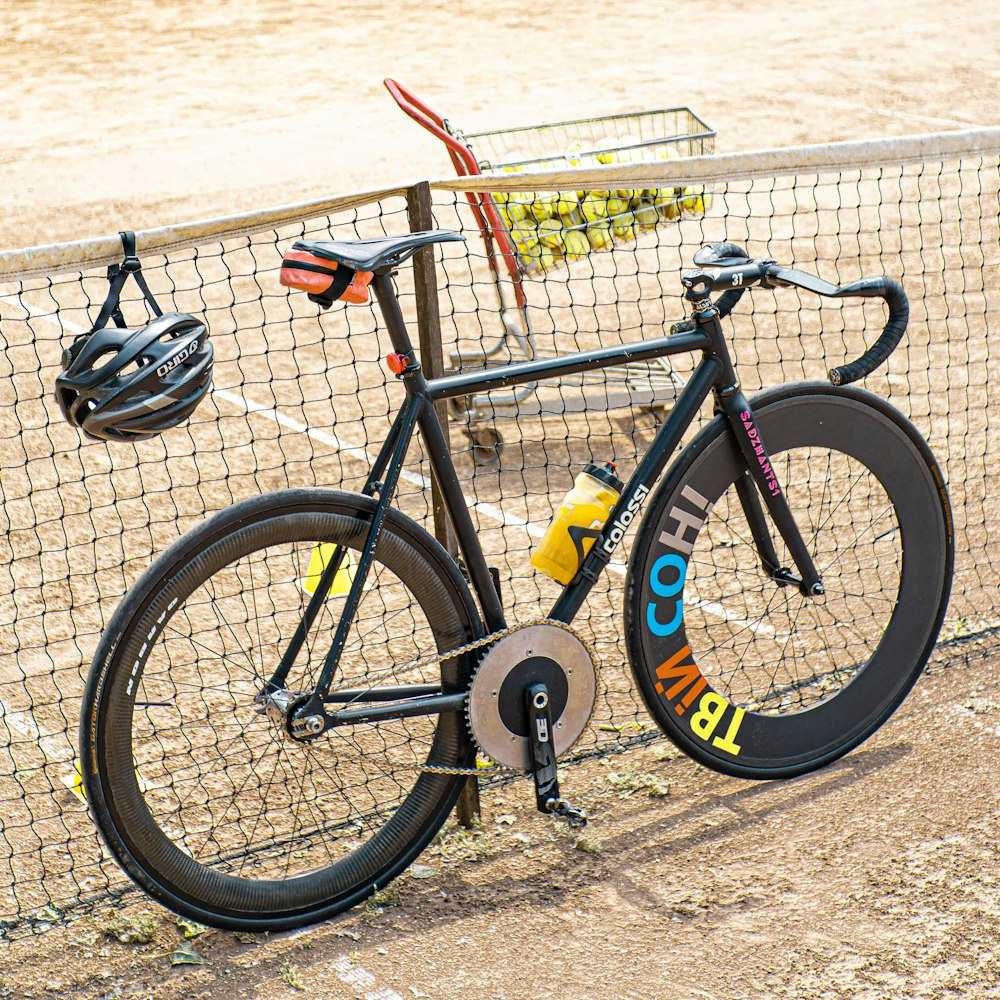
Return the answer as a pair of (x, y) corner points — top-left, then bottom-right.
(469, 425), (504, 466)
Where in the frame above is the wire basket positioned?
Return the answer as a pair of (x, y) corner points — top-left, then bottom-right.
(466, 107), (712, 164)
(460, 109), (714, 270)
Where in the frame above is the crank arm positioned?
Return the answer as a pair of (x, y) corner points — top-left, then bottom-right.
(526, 683), (587, 828)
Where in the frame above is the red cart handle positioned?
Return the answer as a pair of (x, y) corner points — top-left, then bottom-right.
(383, 78), (482, 177)
(383, 78), (525, 305)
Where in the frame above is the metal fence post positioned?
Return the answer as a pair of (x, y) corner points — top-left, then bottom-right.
(406, 181), (482, 828)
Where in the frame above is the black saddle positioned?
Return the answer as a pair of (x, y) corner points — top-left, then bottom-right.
(291, 230), (465, 273)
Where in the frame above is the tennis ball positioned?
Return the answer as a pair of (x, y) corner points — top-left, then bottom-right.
(606, 196), (630, 219)
(580, 195), (609, 223)
(612, 212), (636, 239)
(564, 140), (587, 166)
(536, 218), (565, 249)
(498, 200), (529, 228)
(509, 221), (541, 261)
(633, 203), (659, 228)
(554, 193), (580, 217)
(535, 246), (557, 270)
(594, 137), (624, 164)
(587, 221), (613, 249)
(562, 230), (591, 259)
(500, 151), (528, 172)
(679, 186), (707, 214)
(652, 188), (682, 220)
(529, 194), (560, 222)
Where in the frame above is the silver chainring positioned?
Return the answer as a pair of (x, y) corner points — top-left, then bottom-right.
(467, 623), (597, 769)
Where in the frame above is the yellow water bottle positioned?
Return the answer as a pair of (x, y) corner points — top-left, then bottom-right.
(530, 461), (624, 584)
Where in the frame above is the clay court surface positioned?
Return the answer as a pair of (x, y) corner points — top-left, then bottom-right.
(2, 1), (999, 997)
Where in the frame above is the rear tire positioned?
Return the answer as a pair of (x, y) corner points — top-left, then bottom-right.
(80, 489), (482, 930)
(625, 383), (953, 779)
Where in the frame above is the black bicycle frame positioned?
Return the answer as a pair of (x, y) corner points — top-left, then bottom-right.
(272, 270), (822, 731)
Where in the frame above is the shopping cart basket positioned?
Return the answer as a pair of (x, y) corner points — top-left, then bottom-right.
(385, 79), (716, 462)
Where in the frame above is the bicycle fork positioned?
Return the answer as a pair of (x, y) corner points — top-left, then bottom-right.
(700, 308), (824, 596)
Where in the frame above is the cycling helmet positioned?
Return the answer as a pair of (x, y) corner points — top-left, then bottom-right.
(55, 311), (213, 442)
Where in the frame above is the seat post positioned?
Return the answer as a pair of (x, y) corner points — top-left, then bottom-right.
(372, 271), (418, 359)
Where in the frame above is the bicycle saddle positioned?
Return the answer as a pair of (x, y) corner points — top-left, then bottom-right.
(291, 230), (465, 272)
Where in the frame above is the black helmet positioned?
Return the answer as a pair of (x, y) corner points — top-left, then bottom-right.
(55, 311), (213, 442)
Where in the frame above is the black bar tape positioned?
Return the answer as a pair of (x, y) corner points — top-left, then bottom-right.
(714, 287), (747, 319)
(828, 278), (908, 385)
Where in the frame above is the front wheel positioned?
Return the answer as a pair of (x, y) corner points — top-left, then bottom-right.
(80, 489), (482, 930)
(625, 382), (953, 779)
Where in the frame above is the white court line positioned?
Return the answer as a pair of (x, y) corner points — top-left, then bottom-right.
(210, 385), (629, 577)
(686, 596), (776, 638)
(0, 700), (70, 764)
(211, 386), (560, 540)
(331, 957), (404, 1000)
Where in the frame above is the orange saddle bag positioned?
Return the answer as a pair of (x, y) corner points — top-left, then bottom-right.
(279, 247), (373, 307)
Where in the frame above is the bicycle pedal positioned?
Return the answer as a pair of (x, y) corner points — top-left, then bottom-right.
(546, 796), (588, 829)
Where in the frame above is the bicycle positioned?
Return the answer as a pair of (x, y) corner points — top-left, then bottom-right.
(79, 232), (953, 931)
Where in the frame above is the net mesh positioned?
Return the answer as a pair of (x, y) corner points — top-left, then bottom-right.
(0, 142), (996, 929)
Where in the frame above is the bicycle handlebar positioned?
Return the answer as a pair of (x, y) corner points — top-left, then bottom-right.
(763, 266), (909, 385)
(825, 276), (908, 385)
(675, 247), (909, 385)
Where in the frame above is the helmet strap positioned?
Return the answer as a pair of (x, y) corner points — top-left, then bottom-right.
(89, 231), (164, 334)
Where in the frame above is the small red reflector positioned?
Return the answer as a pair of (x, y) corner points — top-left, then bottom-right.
(386, 352), (409, 375)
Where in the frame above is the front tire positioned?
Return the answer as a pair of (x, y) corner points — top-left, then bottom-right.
(625, 383), (953, 779)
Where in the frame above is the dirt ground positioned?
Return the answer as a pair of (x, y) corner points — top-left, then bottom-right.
(2, 1), (999, 997)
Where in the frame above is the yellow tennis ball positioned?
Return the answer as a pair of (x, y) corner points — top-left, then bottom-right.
(562, 230), (591, 259)
(679, 186), (707, 214)
(605, 197), (631, 220)
(580, 195), (609, 223)
(652, 188), (682, 220)
(633, 203), (659, 228)
(536, 218), (565, 250)
(564, 140), (587, 166)
(500, 150), (528, 172)
(535, 246), (557, 270)
(529, 194), (560, 223)
(594, 137), (623, 164)
(587, 221), (613, 249)
(554, 193), (580, 217)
